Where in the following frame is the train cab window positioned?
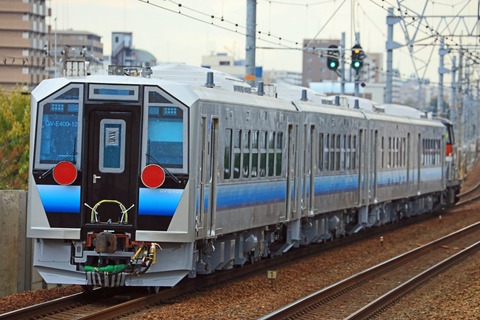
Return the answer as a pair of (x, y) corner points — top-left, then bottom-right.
(34, 84), (83, 170)
(144, 87), (188, 173)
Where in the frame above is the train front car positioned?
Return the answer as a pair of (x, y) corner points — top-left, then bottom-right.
(27, 75), (195, 288)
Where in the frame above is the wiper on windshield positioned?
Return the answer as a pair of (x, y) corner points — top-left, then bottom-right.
(39, 138), (77, 179)
(39, 151), (78, 179)
(145, 153), (181, 184)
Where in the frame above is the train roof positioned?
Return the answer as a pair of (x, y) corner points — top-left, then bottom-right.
(31, 64), (443, 129)
(193, 85), (298, 112)
(150, 64), (252, 93)
(380, 104), (427, 119)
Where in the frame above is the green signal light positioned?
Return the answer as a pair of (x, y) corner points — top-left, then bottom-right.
(353, 61), (361, 69)
(329, 61), (337, 68)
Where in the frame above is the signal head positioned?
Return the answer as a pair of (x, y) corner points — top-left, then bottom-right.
(351, 44), (364, 71)
(327, 44), (339, 71)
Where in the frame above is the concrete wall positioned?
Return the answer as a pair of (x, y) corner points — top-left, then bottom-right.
(0, 190), (40, 297)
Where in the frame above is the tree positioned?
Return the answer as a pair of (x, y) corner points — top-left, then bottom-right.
(0, 87), (30, 189)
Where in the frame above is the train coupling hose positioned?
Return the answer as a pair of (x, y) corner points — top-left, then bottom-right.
(149, 243), (162, 265)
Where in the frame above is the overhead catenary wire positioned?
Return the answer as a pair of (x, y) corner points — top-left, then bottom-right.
(137, 0), (479, 84)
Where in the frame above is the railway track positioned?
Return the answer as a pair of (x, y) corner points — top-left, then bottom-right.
(259, 220), (480, 320)
(3, 187), (478, 319)
(0, 215), (444, 319)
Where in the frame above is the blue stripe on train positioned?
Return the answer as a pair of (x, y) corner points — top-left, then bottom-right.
(138, 188), (183, 216)
(214, 167), (443, 210)
(37, 185), (81, 213)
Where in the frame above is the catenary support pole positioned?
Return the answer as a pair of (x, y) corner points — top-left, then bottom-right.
(245, 0), (256, 87)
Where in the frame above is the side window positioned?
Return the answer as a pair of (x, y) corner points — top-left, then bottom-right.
(259, 131), (267, 177)
(318, 133), (324, 172)
(351, 136), (357, 170)
(346, 134), (351, 170)
(224, 129), (232, 179)
(325, 134), (330, 172)
(330, 134), (335, 171)
(242, 130), (251, 178)
(275, 132), (283, 176)
(268, 132), (275, 176)
(388, 137), (392, 168)
(252, 130), (259, 177)
(381, 136), (384, 168)
(233, 130), (241, 179)
(35, 84), (83, 170)
(335, 134), (341, 171)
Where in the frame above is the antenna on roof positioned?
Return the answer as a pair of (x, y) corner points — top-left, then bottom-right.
(205, 72), (215, 88)
(301, 89), (308, 101)
(257, 81), (264, 96)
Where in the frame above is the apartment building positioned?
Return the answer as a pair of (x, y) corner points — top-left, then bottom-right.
(0, 0), (49, 90)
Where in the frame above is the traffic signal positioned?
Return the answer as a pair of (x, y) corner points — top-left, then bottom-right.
(327, 45), (339, 71)
(351, 44), (364, 70)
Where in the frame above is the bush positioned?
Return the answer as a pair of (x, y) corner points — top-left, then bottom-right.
(0, 87), (30, 189)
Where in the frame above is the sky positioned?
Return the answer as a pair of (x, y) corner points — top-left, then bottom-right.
(48, 0), (479, 84)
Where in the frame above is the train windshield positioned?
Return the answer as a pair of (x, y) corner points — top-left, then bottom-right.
(144, 87), (188, 173)
(34, 84), (83, 169)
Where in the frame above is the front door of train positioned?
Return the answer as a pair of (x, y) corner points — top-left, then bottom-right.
(82, 107), (141, 235)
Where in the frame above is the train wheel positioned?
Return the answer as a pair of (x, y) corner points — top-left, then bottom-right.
(147, 286), (161, 294)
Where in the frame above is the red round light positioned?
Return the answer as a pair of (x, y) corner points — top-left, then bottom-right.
(141, 164), (166, 188)
(53, 161), (77, 185)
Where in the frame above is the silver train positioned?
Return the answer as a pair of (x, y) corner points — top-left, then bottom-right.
(27, 64), (460, 288)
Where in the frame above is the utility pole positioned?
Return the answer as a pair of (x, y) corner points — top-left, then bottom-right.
(450, 56), (457, 123)
(438, 37), (449, 117)
(385, 7), (401, 104)
(340, 32), (346, 95)
(245, 0), (256, 87)
(457, 48), (464, 178)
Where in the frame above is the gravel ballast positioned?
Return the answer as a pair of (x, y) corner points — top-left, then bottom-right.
(1, 165), (479, 319)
